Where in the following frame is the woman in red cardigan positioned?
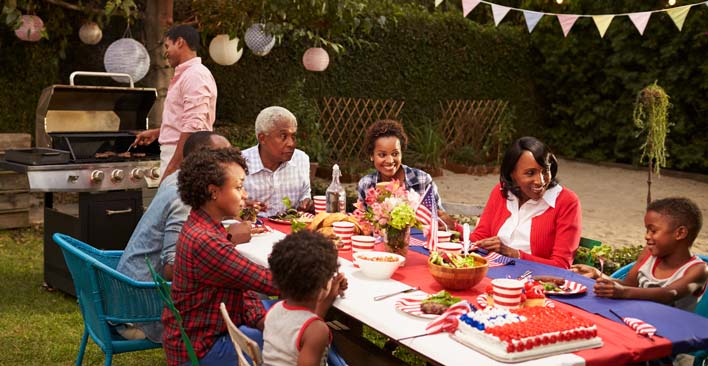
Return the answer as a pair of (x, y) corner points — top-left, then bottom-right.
(468, 136), (581, 268)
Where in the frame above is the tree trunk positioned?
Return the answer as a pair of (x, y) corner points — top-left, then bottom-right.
(143, 0), (174, 129)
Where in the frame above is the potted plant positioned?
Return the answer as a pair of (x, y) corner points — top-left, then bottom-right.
(633, 81), (671, 206)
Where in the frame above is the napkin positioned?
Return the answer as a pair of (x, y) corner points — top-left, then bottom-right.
(610, 309), (657, 338)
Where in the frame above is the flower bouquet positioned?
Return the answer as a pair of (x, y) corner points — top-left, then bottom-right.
(353, 180), (422, 256)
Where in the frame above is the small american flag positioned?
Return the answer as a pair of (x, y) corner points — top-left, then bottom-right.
(415, 186), (438, 251)
(425, 300), (472, 334)
(610, 309), (656, 338)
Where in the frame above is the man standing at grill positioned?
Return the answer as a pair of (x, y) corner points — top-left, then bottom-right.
(115, 131), (250, 342)
(132, 24), (217, 181)
(242, 106), (314, 217)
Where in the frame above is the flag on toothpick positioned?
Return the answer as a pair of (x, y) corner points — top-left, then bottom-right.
(415, 186), (438, 251)
(425, 300), (472, 334)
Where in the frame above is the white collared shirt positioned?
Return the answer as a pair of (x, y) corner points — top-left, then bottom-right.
(242, 146), (311, 216)
(497, 185), (563, 253)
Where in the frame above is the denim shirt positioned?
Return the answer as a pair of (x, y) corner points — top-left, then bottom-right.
(356, 164), (444, 210)
(116, 171), (190, 342)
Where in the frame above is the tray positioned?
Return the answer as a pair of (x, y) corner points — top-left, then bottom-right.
(4, 148), (70, 165)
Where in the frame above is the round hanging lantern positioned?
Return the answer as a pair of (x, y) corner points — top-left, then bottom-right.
(209, 34), (243, 66)
(302, 47), (329, 72)
(79, 22), (103, 45)
(244, 23), (275, 56)
(15, 15), (44, 42)
(103, 38), (150, 83)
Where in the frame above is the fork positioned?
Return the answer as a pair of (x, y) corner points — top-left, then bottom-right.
(517, 270), (533, 281)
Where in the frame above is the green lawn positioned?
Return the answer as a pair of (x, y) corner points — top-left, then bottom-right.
(0, 226), (165, 365)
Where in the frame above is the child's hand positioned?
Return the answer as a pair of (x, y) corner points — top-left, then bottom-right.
(330, 273), (347, 299)
(593, 278), (626, 298)
(570, 264), (601, 280)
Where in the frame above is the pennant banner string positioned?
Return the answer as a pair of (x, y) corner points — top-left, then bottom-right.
(455, 0), (707, 18)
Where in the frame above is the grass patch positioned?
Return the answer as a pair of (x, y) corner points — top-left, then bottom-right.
(0, 226), (165, 365)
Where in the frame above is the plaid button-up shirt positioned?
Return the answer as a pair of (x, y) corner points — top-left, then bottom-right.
(242, 146), (311, 217)
(162, 209), (279, 365)
(357, 164), (444, 210)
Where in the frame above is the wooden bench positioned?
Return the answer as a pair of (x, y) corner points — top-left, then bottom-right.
(0, 133), (32, 229)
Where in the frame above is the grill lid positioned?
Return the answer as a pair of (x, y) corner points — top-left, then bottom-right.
(36, 71), (157, 148)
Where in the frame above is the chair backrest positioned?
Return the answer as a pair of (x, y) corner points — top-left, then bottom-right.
(579, 237), (602, 249)
(52, 233), (163, 354)
(146, 259), (200, 366)
(219, 302), (263, 366)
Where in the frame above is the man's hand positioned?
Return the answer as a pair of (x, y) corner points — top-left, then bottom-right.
(245, 199), (268, 215)
(227, 221), (252, 245)
(132, 128), (159, 147)
(297, 198), (314, 213)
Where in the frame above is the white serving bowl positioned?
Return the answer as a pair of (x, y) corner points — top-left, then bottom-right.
(352, 251), (405, 280)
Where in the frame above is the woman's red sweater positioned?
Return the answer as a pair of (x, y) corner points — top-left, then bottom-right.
(468, 183), (582, 269)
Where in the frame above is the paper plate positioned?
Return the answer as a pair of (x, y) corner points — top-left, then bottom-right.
(394, 293), (438, 319)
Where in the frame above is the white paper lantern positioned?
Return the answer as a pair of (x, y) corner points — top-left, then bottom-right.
(245, 23), (275, 56)
(79, 22), (103, 45)
(15, 15), (44, 42)
(209, 34), (243, 66)
(302, 47), (329, 72)
(103, 38), (150, 83)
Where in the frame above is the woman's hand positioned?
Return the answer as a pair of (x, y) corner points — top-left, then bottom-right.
(476, 236), (520, 258)
(593, 278), (626, 298)
(570, 264), (602, 280)
(227, 221), (252, 245)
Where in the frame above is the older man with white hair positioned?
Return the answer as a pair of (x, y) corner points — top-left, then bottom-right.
(242, 106), (313, 217)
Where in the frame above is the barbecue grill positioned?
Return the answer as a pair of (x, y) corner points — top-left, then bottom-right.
(0, 72), (161, 295)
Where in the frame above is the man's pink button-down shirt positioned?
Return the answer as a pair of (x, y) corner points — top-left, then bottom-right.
(159, 57), (217, 145)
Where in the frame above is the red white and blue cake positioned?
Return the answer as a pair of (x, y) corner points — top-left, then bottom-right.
(454, 307), (603, 361)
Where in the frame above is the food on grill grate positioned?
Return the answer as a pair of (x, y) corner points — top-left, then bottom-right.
(95, 151), (117, 158)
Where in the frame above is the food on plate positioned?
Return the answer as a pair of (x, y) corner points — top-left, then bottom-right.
(239, 207), (258, 222)
(532, 276), (566, 292)
(307, 212), (366, 237)
(420, 290), (461, 315)
(455, 307), (601, 360)
(269, 208), (301, 222)
(429, 251), (484, 268)
(357, 255), (400, 262)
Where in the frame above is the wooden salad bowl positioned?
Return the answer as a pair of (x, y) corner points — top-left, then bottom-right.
(428, 255), (489, 290)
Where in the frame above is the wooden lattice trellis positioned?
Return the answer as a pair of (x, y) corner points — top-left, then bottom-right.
(317, 97), (405, 162)
(439, 99), (509, 162)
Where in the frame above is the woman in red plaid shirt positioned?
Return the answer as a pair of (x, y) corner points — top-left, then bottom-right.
(162, 147), (279, 366)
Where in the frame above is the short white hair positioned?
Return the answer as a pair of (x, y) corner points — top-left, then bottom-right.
(255, 106), (297, 136)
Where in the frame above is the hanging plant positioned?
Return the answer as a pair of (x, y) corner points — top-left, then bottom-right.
(632, 81), (671, 205)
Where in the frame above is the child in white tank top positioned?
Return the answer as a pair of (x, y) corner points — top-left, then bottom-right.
(572, 197), (707, 312)
(264, 230), (347, 366)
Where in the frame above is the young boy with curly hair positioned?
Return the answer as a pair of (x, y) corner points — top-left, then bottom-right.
(264, 230), (347, 366)
(572, 197), (707, 312)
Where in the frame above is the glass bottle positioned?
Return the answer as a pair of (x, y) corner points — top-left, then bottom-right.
(326, 164), (346, 213)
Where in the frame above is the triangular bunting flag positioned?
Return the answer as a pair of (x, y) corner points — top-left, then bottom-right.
(492, 4), (511, 26)
(523, 11), (544, 33)
(592, 15), (614, 38)
(435, 0), (443, 7)
(462, 0), (481, 17)
(666, 6), (690, 31)
(557, 14), (579, 37)
(628, 12), (651, 35)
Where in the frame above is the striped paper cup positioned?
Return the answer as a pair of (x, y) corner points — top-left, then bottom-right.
(314, 195), (327, 214)
(437, 231), (452, 243)
(332, 221), (355, 251)
(491, 278), (524, 309)
(351, 235), (376, 252)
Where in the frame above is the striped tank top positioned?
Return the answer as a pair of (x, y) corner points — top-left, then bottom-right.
(637, 255), (707, 312)
(262, 300), (330, 366)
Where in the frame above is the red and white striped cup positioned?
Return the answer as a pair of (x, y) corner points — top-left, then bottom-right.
(351, 235), (376, 253)
(436, 242), (462, 255)
(314, 195), (327, 214)
(437, 231), (452, 243)
(491, 278), (524, 309)
(332, 221), (355, 251)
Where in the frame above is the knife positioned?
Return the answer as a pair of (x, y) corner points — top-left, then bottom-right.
(373, 287), (419, 301)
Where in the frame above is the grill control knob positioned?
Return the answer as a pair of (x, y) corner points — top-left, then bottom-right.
(90, 170), (105, 184)
(130, 168), (145, 180)
(111, 169), (125, 182)
(147, 167), (160, 179)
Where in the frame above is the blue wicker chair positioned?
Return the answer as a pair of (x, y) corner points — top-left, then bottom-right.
(53, 233), (163, 366)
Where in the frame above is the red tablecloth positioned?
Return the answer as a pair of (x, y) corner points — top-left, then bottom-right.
(266, 220), (672, 365)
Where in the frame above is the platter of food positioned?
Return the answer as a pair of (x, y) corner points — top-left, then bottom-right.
(395, 290), (460, 319)
(268, 210), (314, 224)
(533, 276), (587, 295)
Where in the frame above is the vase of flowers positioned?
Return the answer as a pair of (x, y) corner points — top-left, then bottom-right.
(353, 180), (421, 257)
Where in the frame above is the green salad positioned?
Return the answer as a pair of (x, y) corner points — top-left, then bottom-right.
(421, 290), (461, 307)
(429, 251), (483, 268)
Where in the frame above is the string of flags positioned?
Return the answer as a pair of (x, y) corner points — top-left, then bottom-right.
(433, 0), (708, 37)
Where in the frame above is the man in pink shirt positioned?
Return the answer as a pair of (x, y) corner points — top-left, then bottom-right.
(132, 25), (217, 181)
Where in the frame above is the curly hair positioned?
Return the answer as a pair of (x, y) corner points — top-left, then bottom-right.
(647, 197), (703, 244)
(178, 147), (247, 209)
(268, 230), (339, 302)
(499, 136), (559, 200)
(364, 119), (408, 156)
